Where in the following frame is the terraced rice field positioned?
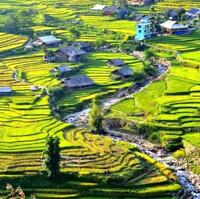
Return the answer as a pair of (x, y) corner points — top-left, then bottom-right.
(0, 61), (70, 153)
(148, 31), (200, 53)
(57, 51), (143, 115)
(0, 0), (184, 197)
(109, 65), (200, 173)
(0, 32), (27, 53)
(0, 128), (180, 198)
(0, 48), (179, 198)
(155, 0), (200, 11)
(81, 16), (136, 36)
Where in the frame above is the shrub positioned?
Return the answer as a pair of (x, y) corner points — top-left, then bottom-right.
(89, 97), (103, 133)
(165, 137), (183, 152)
(173, 149), (186, 159)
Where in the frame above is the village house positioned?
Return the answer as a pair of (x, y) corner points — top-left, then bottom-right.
(102, 6), (118, 16)
(55, 46), (87, 62)
(135, 16), (152, 41)
(91, 4), (129, 19)
(0, 87), (12, 96)
(186, 8), (200, 20)
(128, 0), (155, 6)
(107, 59), (126, 67)
(72, 42), (92, 52)
(33, 35), (62, 47)
(63, 75), (94, 88)
(112, 66), (133, 78)
(102, 6), (129, 19)
(52, 65), (72, 74)
(160, 20), (189, 35)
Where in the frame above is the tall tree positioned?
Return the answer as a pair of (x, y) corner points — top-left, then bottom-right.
(43, 136), (61, 179)
(89, 97), (103, 133)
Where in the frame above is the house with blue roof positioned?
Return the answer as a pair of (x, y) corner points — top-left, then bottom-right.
(186, 8), (200, 20)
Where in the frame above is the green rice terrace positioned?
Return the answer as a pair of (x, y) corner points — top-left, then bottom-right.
(0, 0), (199, 198)
(155, 0), (200, 10)
(109, 65), (200, 174)
(0, 33), (27, 53)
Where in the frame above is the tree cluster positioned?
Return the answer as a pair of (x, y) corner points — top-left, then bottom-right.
(1, 10), (34, 36)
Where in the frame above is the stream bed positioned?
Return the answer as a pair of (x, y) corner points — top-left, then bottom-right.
(62, 63), (200, 198)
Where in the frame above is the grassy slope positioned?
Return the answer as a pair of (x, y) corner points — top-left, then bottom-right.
(0, 0), (182, 197)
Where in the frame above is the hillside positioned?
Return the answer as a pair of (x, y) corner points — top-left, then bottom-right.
(0, 0), (199, 198)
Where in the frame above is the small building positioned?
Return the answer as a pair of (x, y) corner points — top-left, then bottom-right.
(117, 8), (130, 19)
(102, 6), (119, 16)
(107, 59), (126, 67)
(128, 0), (155, 6)
(160, 20), (189, 35)
(91, 4), (107, 11)
(34, 35), (62, 47)
(55, 65), (72, 74)
(55, 46), (87, 62)
(72, 42), (92, 52)
(102, 6), (129, 19)
(135, 17), (152, 41)
(112, 66), (133, 78)
(186, 8), (200, 20)
(0, 87), (12, 95)
(63, 75), (94, 88)
(30, 85), (40, 91)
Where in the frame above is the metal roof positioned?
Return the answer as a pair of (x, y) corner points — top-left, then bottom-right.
(56, 65), (72, 73)
(58, 46), (87, 56)
(107, 59), (125, 66)
(103, 6), (119, 13)
(0, 87), (12, 93)
(114, 66), (133, 76)
(38, 35), (61, 44)
(91, 4), (107, 11)
(64, 75), (94, 88)
(160, 20), (188, 30)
